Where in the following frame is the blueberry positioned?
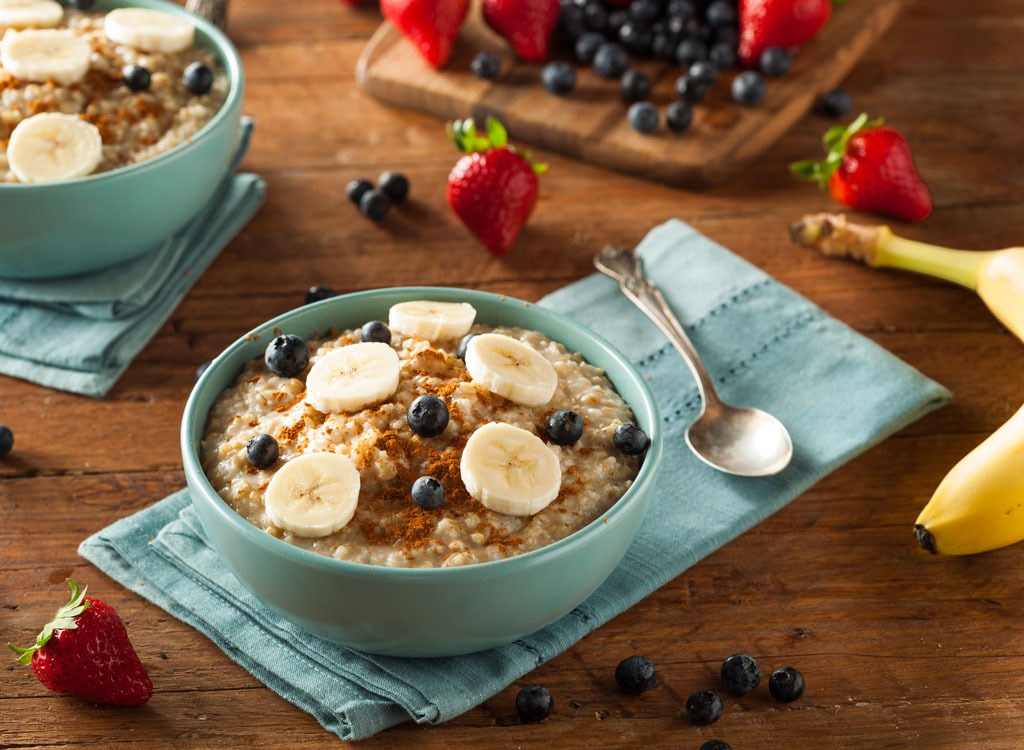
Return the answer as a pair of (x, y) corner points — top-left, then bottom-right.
(685, 690), (723, 725)
(265, 334), (309, 378)
(666, 0), (697, 22)
(620, 69), (652, 102)
(630, 0), (660, 24)
(457, 332), (478, 360)
(720, 653), (761, 696)
(68, 0), (95, 8)
(675, 38), (707, 67)
(714, 24), (738, 46)
(593, 42), (629, 79)
(407, 395), (449, 438)
(700, 741), (732, 750)
(606, 8), (630, 35)
(183, 62), (214, 95)
(378, 171), (409, 203)
(618, 21), (653, 56)
(614, 422), (650, 455)
(575, 31), (607, 64)
(411, 475), (445, 510)
(359, 190), (391, 220)
(708, 41), (737, 70)
(246, 434), (279, 469)
(515, 684), (553, 723)
(821, 87), (853, 117)
(559, 3), (586, 38)
(759, 45), (792, 77)
(542, 61), (576, 96)
(122, 64), (151, 92)
(628, 101), (659, 134)
(195, 360), (211, 381)
(675, 73), (708, 103)
(651, 33), (678, 61)
(614, 655), (657, 695)
(731, 70), (767, 106)
(665, 101), (693, 132)
(768, 666), (805, 702)
(0, 425), (13, 459)
(471, 51), (501, 80)
(361, 320), (392, 344)
(546, 409), (584, 445)
(305, 285), (336, 305)
(705, 0), (736, 27)
(582, 1), (608, 30)
(689, 60), (718, 86)
(346, 178), (373, 205)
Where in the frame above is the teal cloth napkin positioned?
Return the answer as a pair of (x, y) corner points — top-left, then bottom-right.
(0, 116), (265, 397)
(79, 219), (950, 741)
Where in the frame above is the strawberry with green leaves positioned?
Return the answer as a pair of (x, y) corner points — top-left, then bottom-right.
(9, 579), (152, 707)
(738, 0), (832, 68)
(790, 113), (932, 223)
(447, 117), (546, 255)
(483, 0), (560, 63)
(381, 0), (469, 68)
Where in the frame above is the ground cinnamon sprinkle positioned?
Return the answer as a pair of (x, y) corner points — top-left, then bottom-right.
(276, 422), (303, 445)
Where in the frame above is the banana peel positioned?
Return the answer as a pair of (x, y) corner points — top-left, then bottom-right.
(790, 213), (1024, 555)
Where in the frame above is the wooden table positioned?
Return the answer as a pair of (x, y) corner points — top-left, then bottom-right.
(3, 1), (1023, 747)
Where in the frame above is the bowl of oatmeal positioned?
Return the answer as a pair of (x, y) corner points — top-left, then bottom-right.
(183, 287), (663, 657)
(0, 0), (243, 279)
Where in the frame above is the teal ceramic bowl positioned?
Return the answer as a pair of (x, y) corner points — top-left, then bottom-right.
(182, 287), (663, 657)
(0, 0), (244, 279)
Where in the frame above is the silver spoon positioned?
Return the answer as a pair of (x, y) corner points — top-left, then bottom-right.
(595, 245), (794, 477)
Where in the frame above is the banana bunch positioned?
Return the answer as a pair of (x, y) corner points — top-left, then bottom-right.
(790, 213), (1024, 555)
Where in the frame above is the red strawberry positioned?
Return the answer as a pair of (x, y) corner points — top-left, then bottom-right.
(483, 0), (560, 63)
(381, 0), (469, 68)
(790, 114), (932, 222)
(447, 117), (545, 255)
(738, 0), (831, 68)
(8, 580), (152, 707)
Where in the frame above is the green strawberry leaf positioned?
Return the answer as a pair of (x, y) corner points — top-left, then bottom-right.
(485, 116), (507, 149)
(791, 112), (884, 189)
(7, 579), (89, 666)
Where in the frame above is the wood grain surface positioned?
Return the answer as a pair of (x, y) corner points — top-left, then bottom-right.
(3, 1), (1024, 748)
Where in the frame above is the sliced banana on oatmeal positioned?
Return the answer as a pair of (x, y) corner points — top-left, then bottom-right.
(265, 452), (360, 537)
(464, 333), (558, 406)
(305, 342), (400, 414)
(461, 423), (562, 517)
(1, 28), (91, 84)
(0, 0), (63, 30)
(6, 113), (102, 183)
(104, 8), (194, 53)
(388, 300), (476, 341)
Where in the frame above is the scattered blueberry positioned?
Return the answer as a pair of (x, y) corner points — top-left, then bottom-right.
(361, 320), (392, 344)
(630, 0), (660, 24)
(359, 190), (391, 221)
(265, 334), (309, 378)
(593, 42), (629, 79)
(618, 21), (653, 56)
(685, 690), (723, 725)
(575, 31), (606, 64)
(305, 285), (337, 305)
(0, 425), (13, 459)
(246, 434), (279, 469)
(689, 60), (718, 86)
(559, 3), (586, 39)
(542, 61), (577, 96)
(731, 70), (767, 106)
(457, 332), (478, 360)
(615, 655), (657, 695)
(122, 64), (151, 92)
(471, 51), (501, 80)
(346, 178), (374, 206)
(628, 101), (659, 134)
(665, 101), (693, 132)
(378, 171), (409, 203)
(620, 69), (652, 102)
(675, 73), (708, 103)
(708, 41), (737, 70)
(606, 8), (630, 36)
(545, 409), (584, 445)
(821, 87), (853, 117)
(768, 666), (805, 702)
(582, 1), (608, 30)
(700, 741), (732, 750)
(411, 475), (445, 510)
(614, 422), (650, 455)
(515, 684), (553, 723)
(195, 360), (211, 381)
(651, 33), (677, 61)
(675, 38), (707, 67)
(759, 45), (792, 77)
(407, 395), (449, 438)
(183, 61), (214, 95)
(720, 653), (761, 696)
(705, 0), (736, 27)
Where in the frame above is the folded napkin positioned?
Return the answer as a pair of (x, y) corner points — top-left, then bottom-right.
(79, 219), (950, 741)
(0, 116), (265, 398)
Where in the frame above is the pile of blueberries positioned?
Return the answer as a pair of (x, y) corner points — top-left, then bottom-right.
(346, 171), (410, 221)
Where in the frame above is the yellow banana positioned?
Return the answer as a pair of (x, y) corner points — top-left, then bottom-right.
(790, 213), (1024, 555)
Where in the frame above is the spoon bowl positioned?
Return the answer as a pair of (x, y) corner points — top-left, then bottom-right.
(686, 404), (794, 477)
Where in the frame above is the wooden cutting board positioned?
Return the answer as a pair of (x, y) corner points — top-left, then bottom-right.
(357, 0), (907, 187)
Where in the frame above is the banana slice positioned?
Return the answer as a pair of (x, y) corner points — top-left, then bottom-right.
(305, 342), (400, 414)
(464, 333), (558, 407)
(104, 8), (194, 53)
(0, 0), (63, 30)
(1, 28), (91, 85)
(265, 452), (360, 538)
(388, 300), (476, 341)
(461, 423), (561, 517)
(7, 113), (102, 183)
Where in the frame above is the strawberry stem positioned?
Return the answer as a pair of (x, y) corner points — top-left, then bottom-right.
(7, 579), (89, 666)
(789, 113), (883, 189)
(447, 116), (548, 174)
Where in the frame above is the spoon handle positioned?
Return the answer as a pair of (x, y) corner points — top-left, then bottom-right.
(594, 245), (721, 409)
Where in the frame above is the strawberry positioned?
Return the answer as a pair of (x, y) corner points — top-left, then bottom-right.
(8, 579), (152, 707)
(447, 117), (545, 255)
(737, 0), (831, 68)
(790, 113), (933, 223)
(483, 0), (560, 63)
(381, 0), (469, 68)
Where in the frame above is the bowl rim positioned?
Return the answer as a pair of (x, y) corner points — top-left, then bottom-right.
(182, 286), (664, 580)
(0, 0), (245, 190)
